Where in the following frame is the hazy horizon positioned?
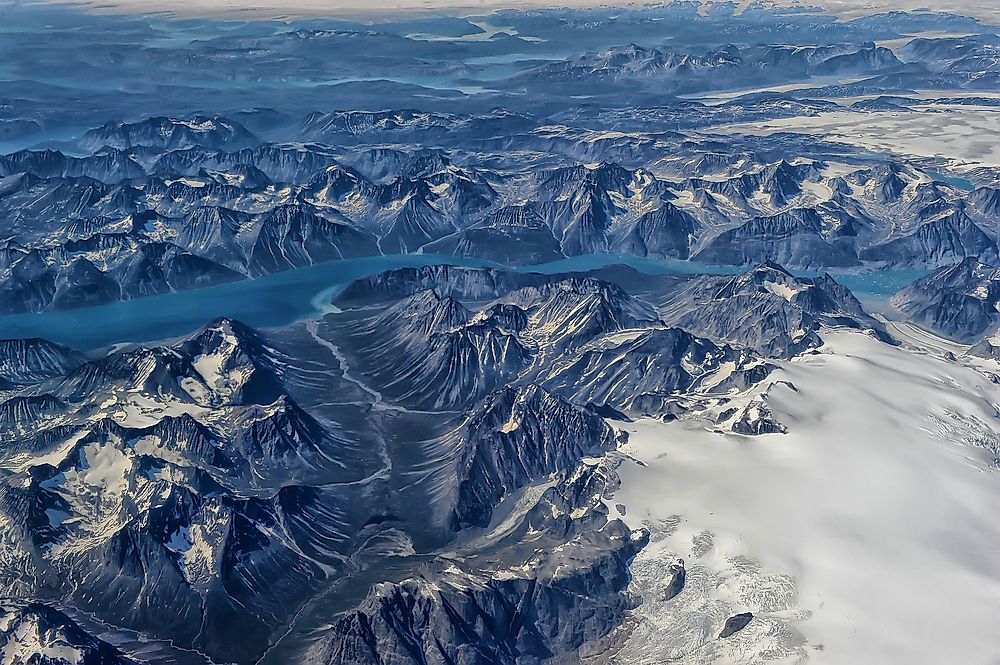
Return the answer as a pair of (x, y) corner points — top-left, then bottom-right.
(34, 0), (1000, 22)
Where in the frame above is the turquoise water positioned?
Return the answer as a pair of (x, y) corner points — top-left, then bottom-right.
(522, 253), (746, 276)
(0, 254), (492, 351)
(926, 170), (976, 192)
(0, 126), (91, 156)
(831, 269), (930, 297)
(0, 253), (927, 351)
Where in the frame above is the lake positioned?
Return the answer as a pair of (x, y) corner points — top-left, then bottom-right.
(0, 253), (927, 352)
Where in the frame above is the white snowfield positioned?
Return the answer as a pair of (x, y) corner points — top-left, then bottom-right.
(710, 104), (1000, 172)
(43, 0), (1000, 21)
(612, 329), (1000, 664)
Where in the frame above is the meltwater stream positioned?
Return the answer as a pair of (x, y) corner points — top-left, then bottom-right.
(0, 253), (928, 352)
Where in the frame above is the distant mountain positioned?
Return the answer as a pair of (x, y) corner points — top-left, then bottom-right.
(513, 42), (906, 95)
(0, 148), (146, 183)
(899, 35), (1000, 77)
(0, 116), (992, 318)
(297, 108), (536, 144)
(79, 116), (259, 152)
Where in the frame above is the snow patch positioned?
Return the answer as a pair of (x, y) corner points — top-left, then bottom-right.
(763, 280), (804, 301)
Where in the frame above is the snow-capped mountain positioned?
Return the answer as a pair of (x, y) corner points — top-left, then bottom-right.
(891, 257), (1000, 342)
(656, 261), (893, 357)
(1, 108), (997, 315)
(0, 602), (136, 665)
(79, 117), (260, 152)
(446, 384), (617, 529)
(513, 42), (906, 95)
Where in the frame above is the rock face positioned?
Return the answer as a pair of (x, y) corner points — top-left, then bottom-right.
(449, 385), (616, 529)
(341, 289), (532, 410)
(859, 210), (999, 267)
(969, 186), (1000, 218)
(529, 327), (771, 416)
(694, 208), (860, 269)
(731, 399), (788, 435)
(659, 261), (892, 358)
(967, 338), (1000, 361)
(423, 205), (566, 265)
(307, 529), (645, 665)
(305, 458), (649, 665)
(891, 257), (1000, 342)
(334, 265), (550, 307)
(0, 338), (86, 385)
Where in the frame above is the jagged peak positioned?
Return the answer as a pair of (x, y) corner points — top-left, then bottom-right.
(180, 317), (274, 371)
(447, 383), (616, 529)
(469, 302), (529, 333)
(497, 276), (660, 348)
(753, 259), (794, 276)
(482, 204), (548, 229)
(466, 383), (603, 433)
(189, 317), (264, 348)
(185, 205), (252, 227)
(0, 338), (86, 385)
(0, 602), (134, 665)
(712, 261), (804, 301)
(380, 289), (471, 338)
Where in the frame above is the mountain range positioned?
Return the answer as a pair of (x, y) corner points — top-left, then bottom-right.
(2, 1), (1000, 663)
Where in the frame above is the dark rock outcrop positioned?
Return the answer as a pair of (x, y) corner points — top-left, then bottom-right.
(719, 612), (754, 638)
